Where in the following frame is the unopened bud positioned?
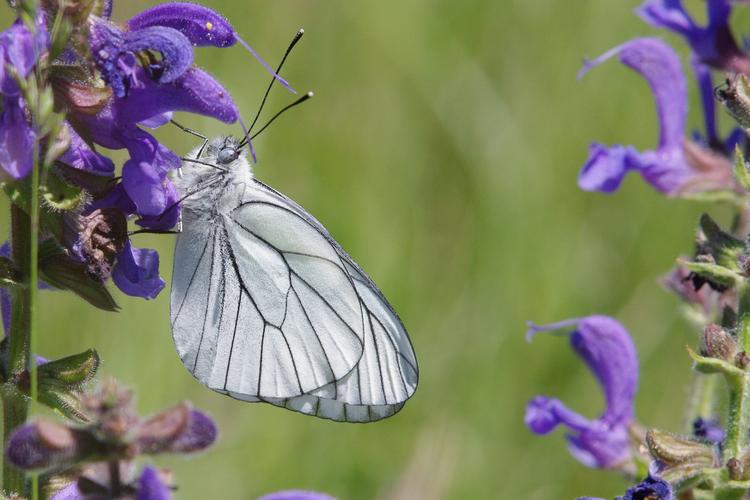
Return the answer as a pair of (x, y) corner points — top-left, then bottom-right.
(716, 75), (750, 130)
(646, 429), (715, 466)
(5, 420), (95, 470)
(737, 351), (750, 369)
(702, 324), (737, 361)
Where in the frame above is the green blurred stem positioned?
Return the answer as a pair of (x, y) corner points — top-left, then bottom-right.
(684, 373), (719, 434)
(2, 206), (33, 493)
(725, 282), (750, 461)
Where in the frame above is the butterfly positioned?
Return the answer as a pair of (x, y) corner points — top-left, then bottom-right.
(167, 121), (418, 423)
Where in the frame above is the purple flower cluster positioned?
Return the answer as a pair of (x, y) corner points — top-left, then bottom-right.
(0, 1), (296, 300)
(578, 0), (750, 197)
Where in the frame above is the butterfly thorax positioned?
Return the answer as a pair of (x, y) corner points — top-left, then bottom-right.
(171, 136), (255, 222)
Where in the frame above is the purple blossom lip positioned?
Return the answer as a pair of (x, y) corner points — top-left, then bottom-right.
(578, 38), (734, 196)
(636, 0), (750, 74)
(578, 38), (691, 195)
(525, 315), (638, 469)
(0, 16), (49, 179)
(126, 2), (295, 93)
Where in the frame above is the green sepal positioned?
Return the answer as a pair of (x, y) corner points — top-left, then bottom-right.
(36, 349), (100, 422)
(734, 146), (750, 191)
(679, 190), (746, 204)
(687, 346), (744, 385)
(0, 257), (23, 289)
(678, 259), (743, 288)
(699, 214), (744, 269)
(38, 240), (119, 312)
(41, 168), (87, 212)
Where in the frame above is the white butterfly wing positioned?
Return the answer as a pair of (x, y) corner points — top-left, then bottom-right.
(170, 179), (418, 422)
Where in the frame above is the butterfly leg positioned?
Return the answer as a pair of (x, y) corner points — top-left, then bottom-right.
(170, 120), (209, 158)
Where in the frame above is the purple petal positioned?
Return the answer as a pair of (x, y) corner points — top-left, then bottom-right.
(128, 2), (236, 48)
(118, 128), (180, 216)
(578, 38), (695, 194)
(136, 467), (172, 500)
(580, 38), (686, 149)
(0, 19), (47, 96)
(50, 483), (83, 500)
(636, 0), (696, 36)
(693, 417), (725, 445)
(169, 410), (218, 453)
(140, 112), (173, 129)
(59, 126), (115, 176)
(115, 67), (238, 125)
(571, 316), (638, 423)
(636, 0), (741, 72)
(620, 473), (673, 500)
(124, 26), (193, 84)
(0, 97), (35, 179)
(525, 315), (637, 469)
(566, 427), (630, 469)
(257, 491), (337, 500)
(525, 396), (593, 435)
(112, 242), (165, 299)
(86, 183), (137, 217)
(101, 0), (113, 19)
(578, 143), (644, 193)
(135, 181), (180, 231)
(691, 57), (718, 146)
(90, 22), (194, 98)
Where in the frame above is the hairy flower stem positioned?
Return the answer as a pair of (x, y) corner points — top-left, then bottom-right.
(2, 205), (32, 493)
(725, 283), (750, 464)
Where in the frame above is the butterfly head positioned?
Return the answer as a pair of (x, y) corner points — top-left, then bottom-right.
(214, 136), (244, 165)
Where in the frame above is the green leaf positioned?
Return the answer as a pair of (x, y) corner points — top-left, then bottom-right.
(39, 241), (119, 312)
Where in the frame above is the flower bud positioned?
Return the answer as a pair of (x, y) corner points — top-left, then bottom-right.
(646, 429), (715, 466)
(136, 403), (217, 455)
(5, 420), (95, 470)
(716, 75), (750, 130)
(702, 324), (737, 361)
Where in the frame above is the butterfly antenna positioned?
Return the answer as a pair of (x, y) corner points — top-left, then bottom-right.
(241, 91), (313, 145)
(239, 29), (305, 151)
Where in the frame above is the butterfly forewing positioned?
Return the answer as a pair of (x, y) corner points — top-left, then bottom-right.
(170, 175), (418, 422)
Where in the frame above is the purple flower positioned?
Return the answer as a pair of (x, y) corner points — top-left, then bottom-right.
(59, 126), (115, 176)
(579, 38), (733, 196)
(636, 0), (750, 74)
(0, 17), (49, 179)
(111, 241), (165, 300)
(51, 466), (172, 500)
(126, 2), (293, 92)
(257, 492), (337, 500)
(618, 473), (673, 500)
(136, 466), (172, 500)
(693, 417), (725, 445)
(578, 473), (673, 500)
(525, 316), (638, 469)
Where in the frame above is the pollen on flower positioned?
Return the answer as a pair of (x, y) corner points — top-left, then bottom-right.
(206, 21), (214, 31)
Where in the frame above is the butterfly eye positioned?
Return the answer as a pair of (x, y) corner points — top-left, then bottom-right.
(217, 147), (237, 165)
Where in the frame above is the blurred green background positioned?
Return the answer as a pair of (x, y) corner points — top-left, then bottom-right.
(2, 0), (743, 498)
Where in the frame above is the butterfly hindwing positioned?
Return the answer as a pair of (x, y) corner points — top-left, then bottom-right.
(170, 178), (418, 422)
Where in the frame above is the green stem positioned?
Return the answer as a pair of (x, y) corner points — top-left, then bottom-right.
(2, 206), (32, 494)
(684, 373), (719, 434)
(726, 282), (750, 461)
